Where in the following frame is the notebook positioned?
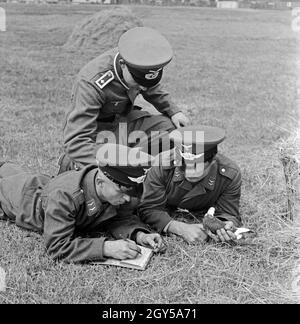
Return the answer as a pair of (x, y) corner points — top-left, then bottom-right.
(95, 245), (153, 271)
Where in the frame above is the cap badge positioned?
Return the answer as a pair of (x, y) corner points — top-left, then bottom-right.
(179, 151), (204, 161)
(145, 68), (162, 80)
(182, 144), (192, 150)
(128, 174), (146, 184)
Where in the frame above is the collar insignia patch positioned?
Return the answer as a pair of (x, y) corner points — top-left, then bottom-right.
(208, 176), (216, 187)
(86, 199), (98, 216)
(173, 167), (184, 181)
(95, 70), (114, 90)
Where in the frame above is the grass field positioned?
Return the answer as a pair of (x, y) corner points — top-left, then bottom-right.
(0, 4), (299, 304)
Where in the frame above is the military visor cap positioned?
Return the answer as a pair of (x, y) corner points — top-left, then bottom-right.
(169, 126), (226, 162)
(118, 27), (173, 87)
(96, 143), (154, 188)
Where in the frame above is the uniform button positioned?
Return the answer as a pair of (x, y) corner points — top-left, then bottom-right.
(221, 168), (226, 173)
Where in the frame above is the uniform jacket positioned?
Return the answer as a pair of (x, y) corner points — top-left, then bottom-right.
(138, 154), (242, 233)
(63, 48), (180, 166)
(0, 163), (149, 263)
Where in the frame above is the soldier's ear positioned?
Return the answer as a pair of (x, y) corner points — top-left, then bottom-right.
(119, 58), (126, 69)
(95, 177), (103, 186)
(96, 171), (106, 187)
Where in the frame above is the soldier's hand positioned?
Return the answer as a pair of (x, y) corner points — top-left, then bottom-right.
(171, 112), (190, 128)
(168, 221), (208, 243)
(207, 221), (237, 243)
(103, 239), (141, 260)
(136, 232), (166, 253)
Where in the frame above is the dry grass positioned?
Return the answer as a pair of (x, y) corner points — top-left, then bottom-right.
(0, 4), (299, 304)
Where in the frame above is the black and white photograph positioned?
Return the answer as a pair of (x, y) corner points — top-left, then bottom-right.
(0, 0), (299, 307)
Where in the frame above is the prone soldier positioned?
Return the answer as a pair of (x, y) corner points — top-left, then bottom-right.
(0, 144), (165, 263)
(138, 126), (243, 244)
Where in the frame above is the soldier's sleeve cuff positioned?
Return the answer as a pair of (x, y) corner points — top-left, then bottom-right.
(87, 237), (108, 261)
(163, 221), (172, 233)
(130, 228), (151, 241)
(154, 215), (174, 234)
(216, 214), (242, 228)
(167, 108), (182, 118)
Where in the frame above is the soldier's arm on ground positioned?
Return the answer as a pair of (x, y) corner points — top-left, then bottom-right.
(104, 201), (151, 241)
(138, 167), (173, 233)
(214, 169), (243, 227)
(142, 84), (181, 117)
(43, 189), (107, 263)
(63, 78), (106, 167)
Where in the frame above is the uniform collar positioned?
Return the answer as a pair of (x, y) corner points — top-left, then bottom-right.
(113, 52), (129, 90)
(81, 167), (104, 217)
(114, 52), (141, 103)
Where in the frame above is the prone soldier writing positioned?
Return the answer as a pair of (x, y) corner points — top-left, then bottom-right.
(0, 144), (165, 263)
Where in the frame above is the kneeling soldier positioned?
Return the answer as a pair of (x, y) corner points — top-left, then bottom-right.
(0, 144), (164, 263)
(138, 126), (242, 244)
(60, 27), (190, 173)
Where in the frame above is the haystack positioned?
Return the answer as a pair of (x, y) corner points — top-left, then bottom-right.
(64, 7), (143, 53)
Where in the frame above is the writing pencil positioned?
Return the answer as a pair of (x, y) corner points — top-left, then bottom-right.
(125, 238), (142, 255)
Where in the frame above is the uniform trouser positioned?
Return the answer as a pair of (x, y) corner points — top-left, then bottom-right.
(58, 109), (175, 174)
(0, 161), (25, 178)
(0, 162), (28, 221)
(0, 162), (47, 231)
